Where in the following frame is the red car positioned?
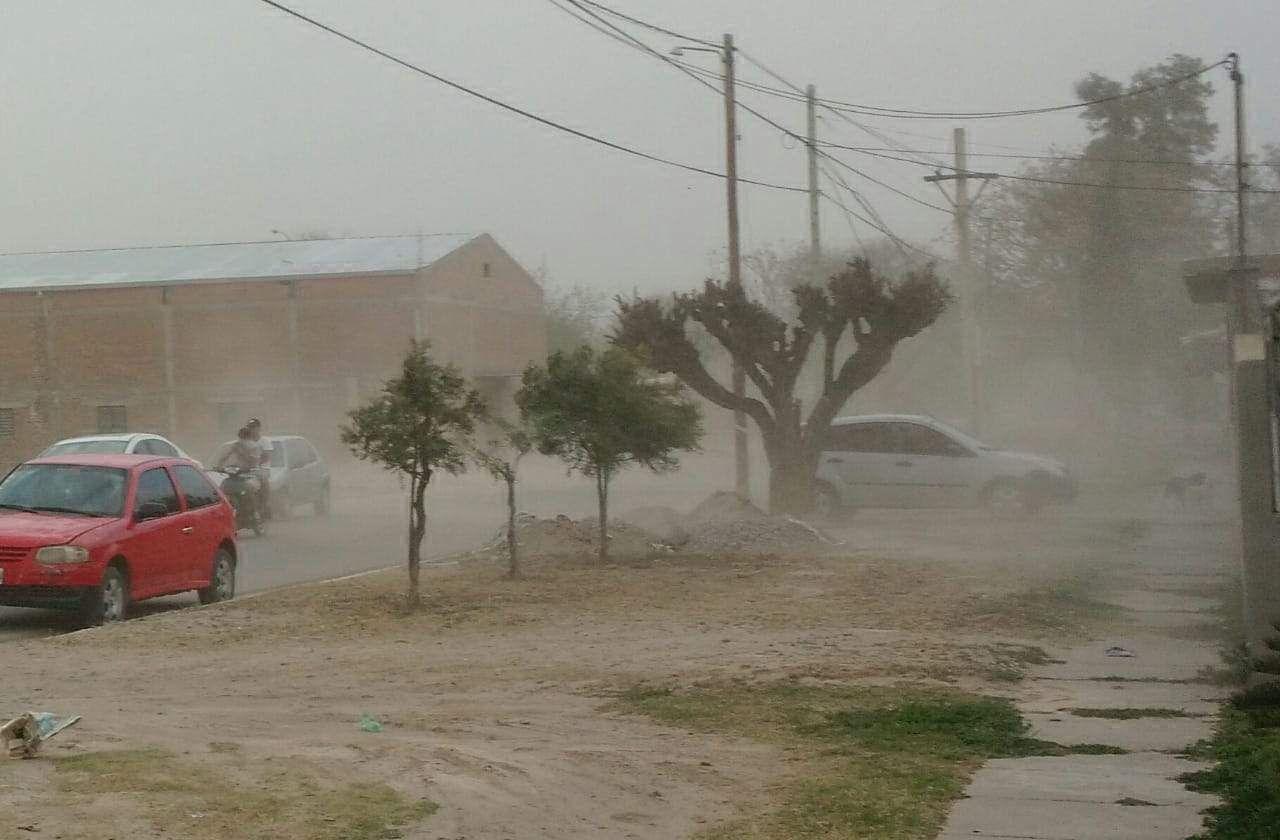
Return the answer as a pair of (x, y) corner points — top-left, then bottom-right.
(0, 455), (238, 626)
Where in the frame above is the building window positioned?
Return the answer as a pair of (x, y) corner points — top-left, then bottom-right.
(482, 262), (492, 278)
(97, 405), (128, 434)
(0, 409), (13, 440)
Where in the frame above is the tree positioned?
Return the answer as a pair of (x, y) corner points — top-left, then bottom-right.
(470, 419), (534, 578)
(983, 54), (1223, 382)
(543, 283), (611, 353)
(517, 346), (703, 563)
(342, 342), (485, 607)
(613, 259), (950, 515)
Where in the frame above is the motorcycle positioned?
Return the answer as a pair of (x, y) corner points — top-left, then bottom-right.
(216, 465), (267, 537)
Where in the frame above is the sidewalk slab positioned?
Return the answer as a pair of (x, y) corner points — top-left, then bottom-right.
(1026, 711), (1213, 752)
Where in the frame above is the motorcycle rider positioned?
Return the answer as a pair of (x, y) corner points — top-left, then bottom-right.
(245, 418), (272, 519)
(213, 426), (264, 517)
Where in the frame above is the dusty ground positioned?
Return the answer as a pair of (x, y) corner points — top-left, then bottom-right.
(0, 485), (1235, 839)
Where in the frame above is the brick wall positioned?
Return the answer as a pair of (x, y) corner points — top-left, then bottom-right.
(0, 237), (545, 469)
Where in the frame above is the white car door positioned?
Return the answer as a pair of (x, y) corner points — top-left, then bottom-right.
(822, 422), (918, 508)
(895, 423), (984, 508)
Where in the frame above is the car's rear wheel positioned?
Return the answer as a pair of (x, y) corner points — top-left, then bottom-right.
(198, 549), (236, 605)
(80, 565), (128, 627)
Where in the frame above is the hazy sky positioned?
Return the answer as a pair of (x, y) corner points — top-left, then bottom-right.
(2, 1), (1276, 296)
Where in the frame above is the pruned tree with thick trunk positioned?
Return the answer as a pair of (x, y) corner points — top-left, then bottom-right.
(613, 259), (950, 515)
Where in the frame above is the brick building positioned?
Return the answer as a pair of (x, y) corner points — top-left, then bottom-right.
(0, 234), (545, 468)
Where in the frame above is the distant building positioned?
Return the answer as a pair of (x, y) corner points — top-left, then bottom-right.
(0, 234), (545, 467)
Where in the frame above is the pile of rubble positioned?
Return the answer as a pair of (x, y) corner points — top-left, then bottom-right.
(462, 491), (842, 564)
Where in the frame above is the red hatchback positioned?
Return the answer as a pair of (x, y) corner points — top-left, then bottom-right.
(0, 455), (238, 625)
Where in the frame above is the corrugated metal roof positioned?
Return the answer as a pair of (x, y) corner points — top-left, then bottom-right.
(0, 234), (479, 293)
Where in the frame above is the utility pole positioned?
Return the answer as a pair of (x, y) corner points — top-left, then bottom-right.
(806, 85), (822, 285)
(1230, 53), (1248, 265)
(722, 33), (749, 499)
(924, 128), (998, 434)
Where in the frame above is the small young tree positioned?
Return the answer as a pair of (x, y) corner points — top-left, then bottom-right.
(470, 419), (534, 578)
(517, 346), (703, 563)
(342, 342), (485, 607)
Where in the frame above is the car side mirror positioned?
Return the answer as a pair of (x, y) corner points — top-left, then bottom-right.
(135, 500), (168, 521)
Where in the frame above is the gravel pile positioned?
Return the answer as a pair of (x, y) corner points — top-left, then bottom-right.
(680, 514), (838, 554)
(467, 513), (663, 561)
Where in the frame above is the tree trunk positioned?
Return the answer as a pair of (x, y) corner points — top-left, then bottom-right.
(768, 459), (818, 516)
(596, 469), (609, 564)
(407, 472), (429, 608)
(505, 473), (519, 578)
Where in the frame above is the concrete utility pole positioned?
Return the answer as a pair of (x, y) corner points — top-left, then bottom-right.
(1230, 53), (1248, 265)
(721, 33), (750, 500)
(806, 85), (822, 286)
(924, 128), (998, 435)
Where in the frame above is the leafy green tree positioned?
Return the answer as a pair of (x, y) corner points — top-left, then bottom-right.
(614, 260), (949, 515)
(517, 346), (703, 563)
(470, 419), (534, 578)
(342, 342), (485, 606)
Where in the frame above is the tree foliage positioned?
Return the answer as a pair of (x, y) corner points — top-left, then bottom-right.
(613, 260), (950, 514)
(342, 342), (485, 605)
(543, 283), (611, 353)
(517, 346), (703, 562)
(983, 54), (1224, 381)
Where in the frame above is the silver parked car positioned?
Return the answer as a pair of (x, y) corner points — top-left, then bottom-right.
(210, 435), (330, 518)
(814, 414), (1075, 516)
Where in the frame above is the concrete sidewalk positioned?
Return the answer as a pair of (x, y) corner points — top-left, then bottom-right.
(939, 517), (1233, 840)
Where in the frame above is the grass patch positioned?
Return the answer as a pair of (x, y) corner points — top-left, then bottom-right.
(1070, 707), (1194, 720)
(48, 748), (435, 840)
(611, 682), (1100, 839)
(1182, 683), (1280, 839)
(967, 576), (1125, 638)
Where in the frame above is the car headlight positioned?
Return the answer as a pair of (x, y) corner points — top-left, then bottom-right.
(36, 545), (90, 565)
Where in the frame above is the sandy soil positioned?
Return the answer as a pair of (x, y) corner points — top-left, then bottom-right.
(0, 490), (1232, 839)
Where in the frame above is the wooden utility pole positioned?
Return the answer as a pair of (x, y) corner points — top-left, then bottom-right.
(806, 85), (822, 285)
(722, 33), (749, 499)
(924, 128), (998, 434)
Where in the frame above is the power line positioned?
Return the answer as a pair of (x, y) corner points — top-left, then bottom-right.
(817, 144), (1280, 169)
(723, 57), (1231, 120)
(255, 0), (805, 193)
(825, 144), (1280, 194)
(571, 0), (718, 47)
(556, 2), (953, 215)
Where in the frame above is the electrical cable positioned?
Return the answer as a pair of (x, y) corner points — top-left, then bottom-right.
(571, 0), (718, 47)
(815, 146), (1280, 168)
(821, 144), (1280, 194)
(255, 0), (806, 193)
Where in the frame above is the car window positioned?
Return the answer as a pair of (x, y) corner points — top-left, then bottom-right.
(173, 465), (220, 509)
(149, 439), (179, 457)
(287, 439), (315, 467)
(902, 425), (967, 457)
(827, 423), (900, 453)
(0, 464), (126, 517)
(133, 439), (156, 455)
(134, 467), (181, 518)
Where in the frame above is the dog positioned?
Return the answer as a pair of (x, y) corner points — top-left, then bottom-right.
(1163, 471), (1208, 506)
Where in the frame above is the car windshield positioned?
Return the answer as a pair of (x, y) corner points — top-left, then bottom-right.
(41, 440), (130, 456)
(0, 464), (127, 517)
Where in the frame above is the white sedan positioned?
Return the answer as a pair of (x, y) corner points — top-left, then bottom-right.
(39, 433), (199, 465)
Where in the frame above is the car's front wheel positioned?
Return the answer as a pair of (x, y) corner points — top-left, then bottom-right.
(80, 565), (129, 627)
(986, 479), (1040, 518)
(198, 549), (236, 605)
